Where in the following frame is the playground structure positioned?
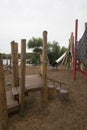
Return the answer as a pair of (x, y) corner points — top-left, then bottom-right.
(52, 32), (74, 69)
(0, 31), (48, 130)
(74, 19), (87, 80)
(52, 19), (87, 77)
(0, 20), (87, 130)
(0, 31), (68, 130)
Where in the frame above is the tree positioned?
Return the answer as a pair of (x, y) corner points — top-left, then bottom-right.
(48, 41), (60, 64)
(27, 37), (43, 64)
(27, 37), (42, 52)
(27, 37), (67, 65)
(59, 46), (67, 56)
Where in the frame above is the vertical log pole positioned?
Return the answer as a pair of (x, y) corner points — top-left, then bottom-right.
(6, 55), (8, 65)
(41, 31), (48, 108)
(11, 41), (19, 87)
(9, 57), (11, 67)
(85, 22), (87, 29)
(0, 54), (8, 130)
(19, 39), (26, 112)
(71, 32), (74, 65)
(85, 22), (87, 80)
(74, 19), (78, 80)
(40, 53), (43, 75)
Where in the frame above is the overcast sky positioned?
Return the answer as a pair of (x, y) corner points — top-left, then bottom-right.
(0, 0), (87, 53)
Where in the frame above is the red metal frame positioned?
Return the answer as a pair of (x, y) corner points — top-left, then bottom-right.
(73, 19), (87, 80)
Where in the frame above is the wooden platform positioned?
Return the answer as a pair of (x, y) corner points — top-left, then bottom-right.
(6, 74), (67, 114)
(25, 74), (42, 92)
(6, 90), (19, 113)
(6, 74), (42, 113)
(12, 74), (43, 98)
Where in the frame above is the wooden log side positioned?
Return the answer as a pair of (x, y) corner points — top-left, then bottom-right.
(0, 53), (8, 130)
(41, 31), (48, 107)
(12, 87), (19, 96)
(48, 85), (56, 99)
(11, 41), (19, 87)
(40, 54), (43, 75)
(12, 87), (19, 99)
(85, 22), (87, 29)
(59, 89), (69, 101)
(19, 39), (26, 112)
(17, 87), (28, 96)
(70, 32), (74, 65)
(6, 91), (19, 113)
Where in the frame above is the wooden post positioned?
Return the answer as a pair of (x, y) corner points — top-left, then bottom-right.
(6, 55), (8, 65)
(74, 19), (78, 80)
(85, 22), (87, 80)
(85, 22), (87, 29)
(70, 32), (74, 65)
(19, 39), (26, 112)
(9, 57), (11, 67)
(0, 53), (8, 130)
(11, 41), (19, 87)
(40, 53), (43, 75)
(41, 31), (48, 108)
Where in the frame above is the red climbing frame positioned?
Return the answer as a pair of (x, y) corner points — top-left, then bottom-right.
(74, 19), (87, 80)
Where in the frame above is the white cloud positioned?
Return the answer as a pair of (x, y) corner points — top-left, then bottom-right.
(0, 0), (87, 53)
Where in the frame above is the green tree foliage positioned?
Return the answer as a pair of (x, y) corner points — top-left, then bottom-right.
(31, 53), (40, 64)
(27, 37), (43, 63)
(1, 53), (7, 59)
(27, 37), (67, 64)
(27, 37), (42, 51)
(48, 41), (60, 64)
(59, 46), (67, 56)
(33, 47), (42, 53)
(1, 53), (11, 59)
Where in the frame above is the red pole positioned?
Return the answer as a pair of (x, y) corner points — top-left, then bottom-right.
(74, 19), (78, 80)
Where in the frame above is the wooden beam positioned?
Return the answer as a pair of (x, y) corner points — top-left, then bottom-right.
(41, 31), (48, 107)
(85, 22), (87, 29)
(74, 19), (78, 80)
(70, 32), (74, 65)
(0, 53), (8, 130)
(11, 41), (19, 87)
(19, 39), (26, 112)
(40, 53), (43, 75)
(47, 77), (66, 86)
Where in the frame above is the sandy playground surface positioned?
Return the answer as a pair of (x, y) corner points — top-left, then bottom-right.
(4, 65), (87, 130)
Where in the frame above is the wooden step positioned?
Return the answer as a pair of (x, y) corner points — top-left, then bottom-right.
(59, 89), (69, 101)
(12, 87), (19, 99)
(6, 90), (19, 113)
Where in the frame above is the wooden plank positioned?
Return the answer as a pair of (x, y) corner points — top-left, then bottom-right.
(25, 75), (42, 92)
(6, 90), (19, 113)
(19, 39), (26, 112)
(11, 75), (42, 96)
(12, 87), (19, 99)
(11, 41), (19, 87)
(47, 77), (66, 87)
(12, 87), (19, 96)
(0, 53), (8, 130)
(41, 31), (48, 107)
(12, 75), (42, 97)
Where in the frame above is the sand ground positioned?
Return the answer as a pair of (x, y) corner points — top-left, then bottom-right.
(4, 65), (87, 130)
